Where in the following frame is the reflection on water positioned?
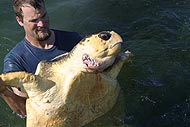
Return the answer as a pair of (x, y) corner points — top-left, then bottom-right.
(0, 0), (190, 127)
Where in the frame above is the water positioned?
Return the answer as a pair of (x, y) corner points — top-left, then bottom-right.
(0, 0), (190, 127)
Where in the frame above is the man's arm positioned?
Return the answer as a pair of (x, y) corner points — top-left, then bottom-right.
(0, 57), (27, 118)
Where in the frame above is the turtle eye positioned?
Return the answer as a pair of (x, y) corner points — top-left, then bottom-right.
(98, 31), (111, 41)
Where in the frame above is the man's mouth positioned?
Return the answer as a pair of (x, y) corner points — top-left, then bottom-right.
(37, 27), (48, 32)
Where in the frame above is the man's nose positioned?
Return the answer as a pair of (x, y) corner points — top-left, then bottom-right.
(37, 20), (44, 27)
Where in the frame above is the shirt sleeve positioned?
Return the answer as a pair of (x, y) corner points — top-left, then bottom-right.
(54, 30), (83, 52)
(3, 53), (24, 73)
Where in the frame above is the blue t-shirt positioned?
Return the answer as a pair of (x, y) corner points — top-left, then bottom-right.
(3, 29), (82, 74)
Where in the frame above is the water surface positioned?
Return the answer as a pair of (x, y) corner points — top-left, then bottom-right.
(0, 0), (190, 127)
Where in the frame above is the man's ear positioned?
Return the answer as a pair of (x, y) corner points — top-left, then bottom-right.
(16, 16), (24, 26)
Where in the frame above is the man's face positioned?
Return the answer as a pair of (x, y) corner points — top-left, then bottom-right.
(20, 4), (50, 41)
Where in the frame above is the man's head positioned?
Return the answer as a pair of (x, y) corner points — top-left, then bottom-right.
(13, 0), (51, 42)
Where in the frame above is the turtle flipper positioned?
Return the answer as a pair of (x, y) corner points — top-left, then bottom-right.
(103, 51), (132, 79)
(0, 72), (55, 98)
(0, 72), (35, 88)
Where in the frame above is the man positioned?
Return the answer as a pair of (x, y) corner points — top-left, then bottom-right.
(0, 0), (82, 118)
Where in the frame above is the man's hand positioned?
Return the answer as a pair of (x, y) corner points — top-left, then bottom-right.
(0, 88), (27, 118)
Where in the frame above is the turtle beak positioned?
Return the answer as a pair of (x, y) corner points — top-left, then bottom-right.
(107, 31), (123, 56)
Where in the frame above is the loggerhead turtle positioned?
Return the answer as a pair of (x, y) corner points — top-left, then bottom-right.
(0, 31), (131, 127)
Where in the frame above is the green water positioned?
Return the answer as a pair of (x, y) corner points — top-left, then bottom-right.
(0, 0), (190, 127)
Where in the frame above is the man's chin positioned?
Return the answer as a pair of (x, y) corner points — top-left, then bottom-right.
(37, 32), (51, 41)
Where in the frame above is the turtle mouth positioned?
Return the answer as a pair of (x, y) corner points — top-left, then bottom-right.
(109, 41), (122, 49)
(82, 54), (102, 70)
(82, 53), (116, 72)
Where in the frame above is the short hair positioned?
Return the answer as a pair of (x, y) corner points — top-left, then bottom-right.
(13, 0), (45, 20)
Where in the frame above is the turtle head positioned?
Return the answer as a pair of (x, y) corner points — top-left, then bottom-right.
(78, 31), (123, 72)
